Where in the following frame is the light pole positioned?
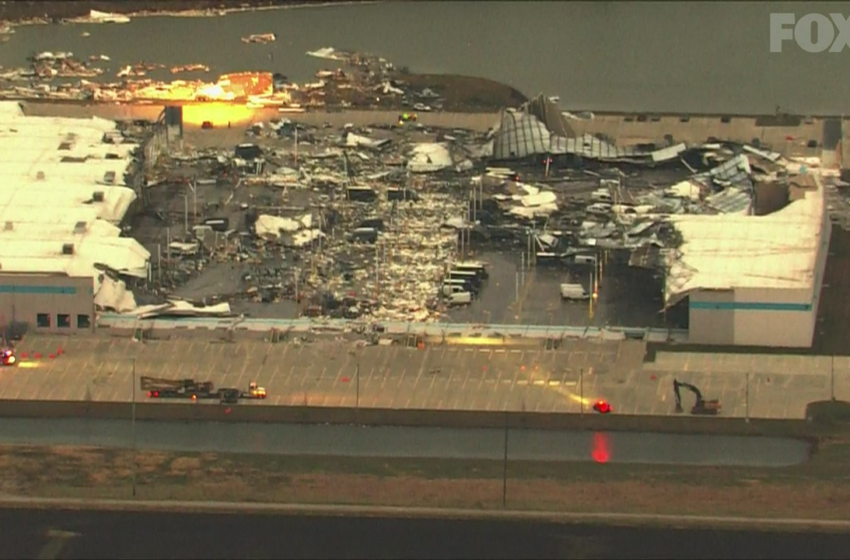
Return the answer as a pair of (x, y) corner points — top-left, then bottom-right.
(293, 268), (299, 319)
(515, 268), (519, 304)
(832, 355), (836, 401)
(183, 194), (189, 236)
(502, 411), (508, 508)
(189, 180), (197, 222)
(131, 357), (137, 497)
(580, 368), (584, 415)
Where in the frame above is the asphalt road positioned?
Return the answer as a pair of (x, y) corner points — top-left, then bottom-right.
(0, 418), (809, 467)
(2, 507), (848, 560)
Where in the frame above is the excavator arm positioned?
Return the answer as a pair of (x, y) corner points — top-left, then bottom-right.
(673, 379), (721, 415)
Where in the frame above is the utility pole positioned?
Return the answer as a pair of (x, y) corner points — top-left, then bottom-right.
(520, 252), (525, 286)
(356, 362), (360, 410)
(293, 268), (299, 318)
(183, 194), (189, 236)
(745, 372), (750, 424)
(580, 368), (584, 415)
(478, 175), (484, 210)
(466, 203), (472, 257)
(131, 357), (137, 498)
(515, 268), (519, 304)
(832, 355), (836, 401)
(502, 411), (508, 508)
(375, 243), (380, 298)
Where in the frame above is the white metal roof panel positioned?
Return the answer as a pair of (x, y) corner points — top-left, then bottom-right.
(665, 173), (825, 305)
(0, 102), (148, 290)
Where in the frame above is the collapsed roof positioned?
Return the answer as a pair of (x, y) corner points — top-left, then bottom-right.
(491, 93), (686, 164)
(664, 172), (826, 308)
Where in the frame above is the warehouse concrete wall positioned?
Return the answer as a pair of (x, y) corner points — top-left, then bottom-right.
(689, 174), (830, 349)
(689, 286), (816, 348)
(688, 289), (735, 345)
(812, 187), (832, 341)
(731, 287), (814, 348)
(0, 273), (95, 335)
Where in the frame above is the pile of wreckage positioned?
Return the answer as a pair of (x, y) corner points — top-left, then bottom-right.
(479, 93), (824, 279)
(0, 45), (454, 113)
(133, 117), (484, 323)
(244, 129), (474, 322)
(129, 92), (829, 325)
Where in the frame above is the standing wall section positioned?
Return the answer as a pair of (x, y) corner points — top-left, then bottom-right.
(730, 287), (814, 348)
(0, 273), (94, 335)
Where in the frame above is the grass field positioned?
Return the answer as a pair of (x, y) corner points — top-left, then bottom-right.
(2, 433), (850, 520)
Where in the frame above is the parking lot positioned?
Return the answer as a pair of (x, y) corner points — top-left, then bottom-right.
(447, 249), (668, 328)
(1, 333), (845, 420)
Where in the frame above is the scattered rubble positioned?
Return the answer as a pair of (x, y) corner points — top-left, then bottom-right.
(0, 38), (820, 326)
(69, 10), (131, 24)
(0, 0), (836, 335)
(307, 47), (348, 61)
(171, 64), (210, 74)
(242, 33), (276, 44)
(0, 46), (520, 113)
(127, 92), (837, 326)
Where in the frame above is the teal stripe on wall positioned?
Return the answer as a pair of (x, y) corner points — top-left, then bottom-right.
(0, 285), (77, 295)
(690, 301), (811, 312)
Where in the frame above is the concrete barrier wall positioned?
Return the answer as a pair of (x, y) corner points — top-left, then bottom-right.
(97, 314), (690, 343)
(0, 399), (826, 439)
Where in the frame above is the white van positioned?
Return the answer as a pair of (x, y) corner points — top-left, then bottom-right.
(442, 283), (471, 297)
(447, 292), (473, 306)
(560, 283), (589, 300)
(573, 254), (597, 266)
(591, 190), (613, 203)
(453, 262), (489, 280)
(587, 203), (612, 214)
(447, 270), (482, 287)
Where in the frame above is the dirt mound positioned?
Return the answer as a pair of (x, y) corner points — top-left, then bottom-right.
(398, 73), (527, 112)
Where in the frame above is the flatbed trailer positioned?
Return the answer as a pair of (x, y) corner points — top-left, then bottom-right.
(141, 376), (267, 403)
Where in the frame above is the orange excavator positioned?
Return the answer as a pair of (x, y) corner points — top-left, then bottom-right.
(673, 379), (721, 415)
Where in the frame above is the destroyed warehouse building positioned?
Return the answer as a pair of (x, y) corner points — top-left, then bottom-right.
(127, 108), (481, 325)
(484, 94), (832, 347)
(63, 86), (834, 349)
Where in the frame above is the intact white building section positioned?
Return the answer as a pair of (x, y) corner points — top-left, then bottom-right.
(0, 101), (148, 311)
(666, 183), (822, 300)
(665, 170), (828, 347)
